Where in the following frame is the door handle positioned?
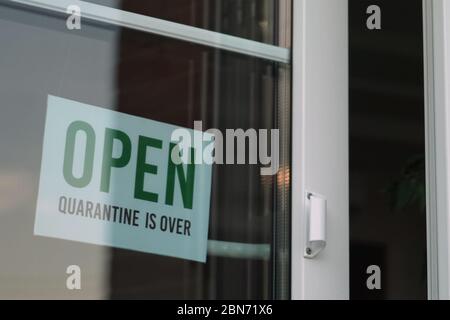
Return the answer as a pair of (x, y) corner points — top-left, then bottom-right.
(304, 192), (327, 259)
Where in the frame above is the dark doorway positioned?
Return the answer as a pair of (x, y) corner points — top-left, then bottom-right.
(349, 0), (427, 299)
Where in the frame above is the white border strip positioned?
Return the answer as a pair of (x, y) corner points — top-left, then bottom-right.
(8, 0), (290, 64)
(423, 0), (439, 300)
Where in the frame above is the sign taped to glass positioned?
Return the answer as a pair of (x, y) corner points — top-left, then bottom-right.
(34, 95), (213, 262)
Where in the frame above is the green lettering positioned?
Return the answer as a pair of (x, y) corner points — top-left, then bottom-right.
(165, 143), (195, 209)
(63, 121), (95, 188)
(134, 136), (163, 203)
(100, 128), (132, 193)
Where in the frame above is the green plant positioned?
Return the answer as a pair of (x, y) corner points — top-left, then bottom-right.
(384, 154), (426, 212)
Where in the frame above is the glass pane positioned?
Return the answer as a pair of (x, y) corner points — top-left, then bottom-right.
(0, 2), (291, 299)
(86, 0), (291, 47)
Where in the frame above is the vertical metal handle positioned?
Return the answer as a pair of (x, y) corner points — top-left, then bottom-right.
(304, 192), (327, 259)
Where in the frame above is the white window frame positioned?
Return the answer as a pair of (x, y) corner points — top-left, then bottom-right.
(9, 0), (290, 63)
(423, 0), (450, 300)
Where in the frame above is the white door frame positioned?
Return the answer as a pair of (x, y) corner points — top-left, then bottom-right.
(423, 0), (450, 300)
(291, 0), (349, 300)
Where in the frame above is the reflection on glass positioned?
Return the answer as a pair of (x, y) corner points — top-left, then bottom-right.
(87, 0), (288, 47)
(0, 1), (291, 299)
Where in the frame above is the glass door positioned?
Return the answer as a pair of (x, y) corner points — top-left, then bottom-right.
(0, 0), (292, 299)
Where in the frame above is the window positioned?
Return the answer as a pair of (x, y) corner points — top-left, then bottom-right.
(0, 0), (292, 299)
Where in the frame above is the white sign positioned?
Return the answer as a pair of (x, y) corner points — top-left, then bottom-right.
(34, 95), (213, 262)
